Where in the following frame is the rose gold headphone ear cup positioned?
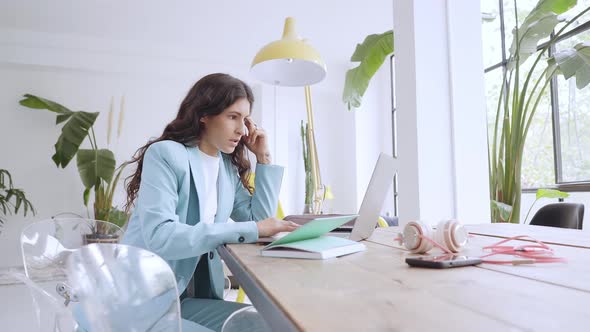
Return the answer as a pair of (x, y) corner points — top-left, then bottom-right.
(450, 221), (468, 251)
(403, 222), (422, 253)
(444, 221), (460, 252)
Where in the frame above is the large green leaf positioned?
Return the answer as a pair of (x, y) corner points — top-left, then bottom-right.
(508, 0), (576, 67)
(548, 43), (590, 88)
(343, 30), (393, 110)
(19, 94), (72, 116)
(52, 111), (99, 168)
(20, 94), (99, 168)
(536, 188), (570, 199)
(76, 149), (116, 189)
(83, 187), (91, 206)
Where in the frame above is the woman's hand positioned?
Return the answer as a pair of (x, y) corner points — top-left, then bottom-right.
(243, 117), (271, 164)
(256, 217), (300, 237)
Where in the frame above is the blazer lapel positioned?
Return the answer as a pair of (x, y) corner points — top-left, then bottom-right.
(186, 146), (206, 222)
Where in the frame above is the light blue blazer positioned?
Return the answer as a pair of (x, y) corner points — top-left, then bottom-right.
(122, 140), (283, 299)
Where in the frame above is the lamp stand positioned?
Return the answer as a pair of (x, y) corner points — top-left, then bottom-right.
(304, 85), (324, 214)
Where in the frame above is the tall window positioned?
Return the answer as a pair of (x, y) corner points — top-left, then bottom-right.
(481, 0), (590, 191)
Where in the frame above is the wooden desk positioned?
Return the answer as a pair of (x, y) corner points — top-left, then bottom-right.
(464, 223), (590, 249)
(218, 224), (590, 331)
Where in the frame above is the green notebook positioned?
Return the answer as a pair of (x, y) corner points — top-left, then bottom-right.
(260, 215), (366, 259)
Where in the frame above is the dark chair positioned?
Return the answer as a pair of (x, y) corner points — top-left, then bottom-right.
(529, 203), (584, 230)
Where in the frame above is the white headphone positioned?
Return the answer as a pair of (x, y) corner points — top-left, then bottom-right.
(399, 220), (468, 254)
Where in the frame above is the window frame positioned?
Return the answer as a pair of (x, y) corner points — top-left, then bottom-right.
(483, 0), (590, 193)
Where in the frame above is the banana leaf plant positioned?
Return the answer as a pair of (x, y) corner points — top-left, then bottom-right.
(0, 169), (35, 233)
(489, 0), (590, 223)
(19, 94), (128, 231)
(343, 30), (394, 110)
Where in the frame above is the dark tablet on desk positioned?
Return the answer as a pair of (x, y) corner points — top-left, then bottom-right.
(330, 225), (354, 232)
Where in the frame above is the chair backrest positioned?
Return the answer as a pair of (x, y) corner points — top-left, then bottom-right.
(20, 217), (123, 277)
(65, 243), (182, 331)
(19, 217), (123, 330)
(529, 203), (585, 230)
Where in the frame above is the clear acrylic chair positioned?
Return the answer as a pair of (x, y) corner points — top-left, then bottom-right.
(10, 271), (77, 332)
(19, 217), (123, 331)
(221, 306), (271, 332)
(65, 243), (182, 331)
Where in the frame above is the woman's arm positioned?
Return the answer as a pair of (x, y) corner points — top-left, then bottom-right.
(135, 144), (258, 261)
(231, 118), (285, 221)
(230, 163), (284, 222)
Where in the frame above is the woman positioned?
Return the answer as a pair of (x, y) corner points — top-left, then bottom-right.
(122, 73), (299, 331)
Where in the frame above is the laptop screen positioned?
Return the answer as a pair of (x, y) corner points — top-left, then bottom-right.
(349, 153), (395, 241)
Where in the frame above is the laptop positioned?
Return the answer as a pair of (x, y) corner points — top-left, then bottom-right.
(331, 152), (395, 241)
(260, 153), (395, 243)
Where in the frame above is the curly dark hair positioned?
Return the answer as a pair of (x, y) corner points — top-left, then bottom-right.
(124, 73), (254, 213)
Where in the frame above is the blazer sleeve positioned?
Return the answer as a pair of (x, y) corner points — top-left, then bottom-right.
(230, 163), (284, 222)
(135, 144), (259, 261)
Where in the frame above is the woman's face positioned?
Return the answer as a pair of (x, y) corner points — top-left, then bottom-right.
(199, 97), (250, 156)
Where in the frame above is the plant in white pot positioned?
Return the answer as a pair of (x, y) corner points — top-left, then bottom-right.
(20, 95), (129, 241)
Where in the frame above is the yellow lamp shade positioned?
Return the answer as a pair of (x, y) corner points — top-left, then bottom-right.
(251, 17), (327, 87)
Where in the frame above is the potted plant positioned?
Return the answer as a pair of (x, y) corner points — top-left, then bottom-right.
(19, 95), (129, 241)
(300, 121), (313, 213)
(488, 0), (590, 223)
(0, 169), (35, 233)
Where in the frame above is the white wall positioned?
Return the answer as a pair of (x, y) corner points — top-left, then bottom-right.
(392, 0), (490, 226)
(0, 0), (393, 267)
